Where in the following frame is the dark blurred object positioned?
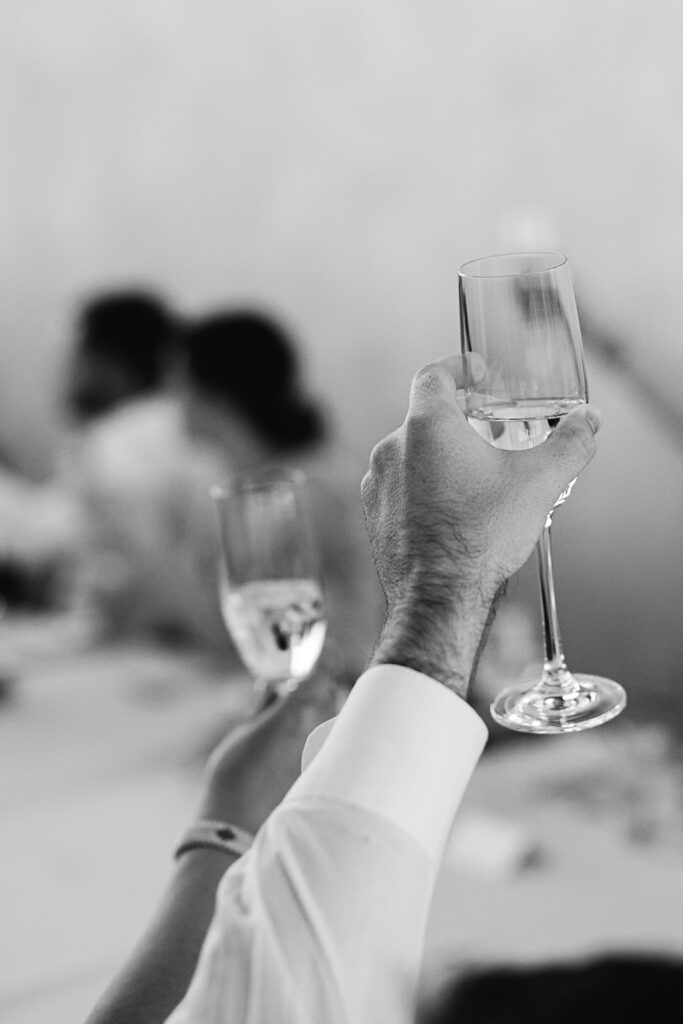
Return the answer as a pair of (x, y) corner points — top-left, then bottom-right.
(422, 953), (683, 1023)
(185, 310), (327, 453)
(514, 277), (565, 322)
(0, 466), (80, 704)
(0, 459), (80, 622)
(65, 291), (179, 423)
(0, 559), (61, 704)
(0, 559), (62, 612)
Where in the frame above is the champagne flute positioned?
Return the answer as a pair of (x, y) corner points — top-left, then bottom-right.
(211, 469), (327, 699)
(459, 252), (626, 733)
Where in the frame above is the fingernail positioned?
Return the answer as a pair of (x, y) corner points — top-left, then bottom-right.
(584, 407), (602, 434)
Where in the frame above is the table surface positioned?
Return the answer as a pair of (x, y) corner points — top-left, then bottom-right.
(2, 613), (683, 1024)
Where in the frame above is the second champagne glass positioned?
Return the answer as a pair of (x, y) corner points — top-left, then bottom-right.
(459, 252), (626, 734)
(211, 469), (327, 699)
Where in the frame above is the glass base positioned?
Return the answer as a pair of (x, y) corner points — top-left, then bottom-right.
(491, 673), (627, 735)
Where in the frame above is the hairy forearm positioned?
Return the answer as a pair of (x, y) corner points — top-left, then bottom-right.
(85, 849), (237, 1024)
(370, 581), (498, 701)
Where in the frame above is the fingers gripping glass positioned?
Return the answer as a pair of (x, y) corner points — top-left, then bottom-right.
(459, 253), (626, 734)
(211, 470), (326, 698)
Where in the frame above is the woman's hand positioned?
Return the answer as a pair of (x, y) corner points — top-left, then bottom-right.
(197, 672), (341, 835)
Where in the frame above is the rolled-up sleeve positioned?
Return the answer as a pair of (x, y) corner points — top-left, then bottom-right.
(166, 666), (487, 1024)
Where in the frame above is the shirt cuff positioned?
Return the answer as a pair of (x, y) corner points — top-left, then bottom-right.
(287, 664), (488, 863)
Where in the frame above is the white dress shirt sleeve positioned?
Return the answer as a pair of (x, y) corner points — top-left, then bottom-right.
(166, 665), (487, 1024)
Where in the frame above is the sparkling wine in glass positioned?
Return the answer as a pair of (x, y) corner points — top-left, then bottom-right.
(211, 470), (326, 698)
(459, 252), (626, 734)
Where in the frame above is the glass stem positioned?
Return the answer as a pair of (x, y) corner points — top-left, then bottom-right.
(536, 513), (571, 686)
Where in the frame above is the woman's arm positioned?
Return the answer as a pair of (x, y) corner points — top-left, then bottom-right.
(84, 675), (339, 1024)
(85, 849), (238, 1024)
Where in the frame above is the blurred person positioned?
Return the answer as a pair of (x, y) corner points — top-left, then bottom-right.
(0, 443), (79, 705)
(64, 291), (178, 423)
(61, 290), (228, 647)
(84, 355), (602, 1024)
(181, 309), (385, 683)
(0, 445), (80, 702)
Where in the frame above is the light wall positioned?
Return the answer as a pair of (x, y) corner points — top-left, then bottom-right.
(2, 0), (683, 709)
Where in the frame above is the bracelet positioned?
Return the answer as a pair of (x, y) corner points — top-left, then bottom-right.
(174, 819), (254, 861)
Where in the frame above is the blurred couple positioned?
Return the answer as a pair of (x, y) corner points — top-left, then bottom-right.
(61, 291), (384, 682)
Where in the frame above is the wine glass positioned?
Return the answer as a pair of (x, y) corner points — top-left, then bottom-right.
(211, 469), (327, 699)
(458, 252), (626, 734)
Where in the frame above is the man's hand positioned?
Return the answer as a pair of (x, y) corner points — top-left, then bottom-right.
(362, 356), (601, 696)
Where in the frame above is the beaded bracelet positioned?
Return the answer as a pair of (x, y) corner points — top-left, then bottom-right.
(174, 819), (254, 861)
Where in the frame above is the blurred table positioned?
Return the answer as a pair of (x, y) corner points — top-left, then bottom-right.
(427, 726), (683, 979)
(2, 616), (683, 1023)
(0, 615), (251, 1024)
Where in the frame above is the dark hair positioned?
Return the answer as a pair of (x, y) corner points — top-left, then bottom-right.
(423, 954), (683, 1023)
(66, 291), (177, 421)
(185, 310), (326, 451)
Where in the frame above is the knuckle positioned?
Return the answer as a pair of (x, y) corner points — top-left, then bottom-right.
(368, 441), (386, 473)
(405, 409), (432, 433)
(413, 362), (446, 395)
(368, 432), (399, 471)
(405, 410), (441, 452)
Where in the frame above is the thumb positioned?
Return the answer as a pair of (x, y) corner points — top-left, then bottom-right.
(536, 404), (602, 487)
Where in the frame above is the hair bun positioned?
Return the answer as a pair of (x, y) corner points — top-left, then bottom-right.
(186, 310), (326, 452)
(266, 399), (327, 449)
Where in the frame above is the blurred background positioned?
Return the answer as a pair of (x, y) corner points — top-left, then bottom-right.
(2, 1), (683, 1021)
(3, 0), (683, 703)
